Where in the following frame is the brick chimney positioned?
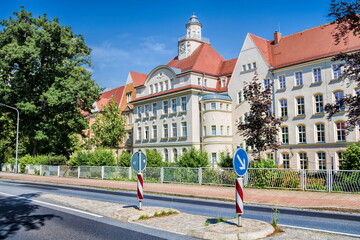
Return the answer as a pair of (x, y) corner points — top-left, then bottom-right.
(274, 30), (281, 45)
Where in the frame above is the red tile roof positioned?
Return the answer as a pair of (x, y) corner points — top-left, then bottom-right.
(130, 71), (148, 87)
(219, 58), (237, 76)
(96, 86), (125, 110)
(167, 43), (233, 76)
(250, 23), (360, 69)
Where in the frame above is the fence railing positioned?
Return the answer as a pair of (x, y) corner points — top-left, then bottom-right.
(1, 164), (359, 193)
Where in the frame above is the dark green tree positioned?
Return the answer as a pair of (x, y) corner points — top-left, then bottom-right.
(237, 73), (282, 160)
(218, 150), (233, 168)
(176, 147), (209, 168)
(0, 8), (101, 157)
(325, 0), (360, 132)
(342, 142), (360, 170)
(145, 149), (163, 167)
(0, 113), (16, 163)
(92, 98), (125, 148)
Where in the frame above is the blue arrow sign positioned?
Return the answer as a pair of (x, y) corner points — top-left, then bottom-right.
(233, 148), (249, 176)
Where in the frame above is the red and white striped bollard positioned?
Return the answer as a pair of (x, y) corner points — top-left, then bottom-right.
(137, 173), (144, 209)
(235, 177), (244, 226)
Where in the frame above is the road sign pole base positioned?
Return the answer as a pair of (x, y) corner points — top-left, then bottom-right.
(138, 201), (142, 210)
(237, 214), (242, 227)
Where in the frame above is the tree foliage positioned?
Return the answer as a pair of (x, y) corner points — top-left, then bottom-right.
(69, 148), (115, 167)
(117, 151), (131, 167)
(145, 149), (163, 167)
(325, 0), (360, 132)
(0, 8), (101, 156)
(342, 142), (360, 170)
(91, 98), (125, 148)
(176, 147), (209, 168)
(218, 150), (233, 168)
(237, 73), (282, 160)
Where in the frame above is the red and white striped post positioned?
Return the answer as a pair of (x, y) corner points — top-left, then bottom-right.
(235, 177), (244, 226)
(137, 172), (144, 209)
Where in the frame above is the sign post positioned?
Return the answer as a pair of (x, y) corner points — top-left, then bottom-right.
(233, 148), (249, 227)
(131, 150), (147, 210)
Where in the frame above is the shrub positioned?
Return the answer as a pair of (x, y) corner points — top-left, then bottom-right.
(145, 149), (163, 167)
(342, 142), (360, 170)
(176, 147), (209, 168)
(69, 148), (115, 166)
(117, 151), (131, 167)
(218, 150), (233, 168)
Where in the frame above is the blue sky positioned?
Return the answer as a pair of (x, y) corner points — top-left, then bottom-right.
(2, 0), (332, 90)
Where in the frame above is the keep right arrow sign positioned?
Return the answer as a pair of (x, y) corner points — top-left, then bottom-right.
(233, 148), (249, 176)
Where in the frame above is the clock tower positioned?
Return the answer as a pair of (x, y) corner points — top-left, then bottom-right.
(178, 13), (209, 60)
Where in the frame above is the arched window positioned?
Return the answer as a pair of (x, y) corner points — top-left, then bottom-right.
(173, 148), (178, 160)
(164, 149), (169, 162)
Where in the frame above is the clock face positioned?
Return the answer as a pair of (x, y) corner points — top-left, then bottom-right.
(179, 42), (185, 54)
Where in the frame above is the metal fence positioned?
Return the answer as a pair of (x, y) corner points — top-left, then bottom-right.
(1, 164), (359, 193)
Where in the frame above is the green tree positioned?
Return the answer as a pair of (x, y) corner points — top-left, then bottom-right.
(0, 8), (101, 157)
(237, 73), (282, 160)
(218, 150), (233, 168)
(342, 142), (360, 170)
(0, 112), (16, 163)
(176, 147), (209, 168)
(145, 149), (163, 167)
(325, 0), (360, 132)
(250, 158), (277, 168)
(69, 148), (115, 166)
(117, 151), (131, 167)
(92, 98), (125, 148)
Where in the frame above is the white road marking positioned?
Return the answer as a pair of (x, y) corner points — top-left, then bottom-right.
(280, 224), (360, 238)
(0, 191), (103, 218)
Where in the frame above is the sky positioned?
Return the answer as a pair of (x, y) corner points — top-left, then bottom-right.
(1, 0), (333, 91)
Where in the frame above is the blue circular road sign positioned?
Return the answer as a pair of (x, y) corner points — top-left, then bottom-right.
(233, 148), (249, 176)
(131, 151), (147, 172)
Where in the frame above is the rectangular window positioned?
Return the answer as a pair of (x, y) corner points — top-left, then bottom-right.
(172, 123), (177, 137)
(227, 126), (230, 135)
(198, 78), (201, 85)
(155, 83), (158, 93)
(150, 85), (153, 94)
(264, 79), (270, 90)
(220, 125), (224, 135)
(137, 127), (142, 140)
(163, 100), (168, 114)
(152, 103), (157, 116)
(237, 91), (242, 104)
(226, 104), (229, 111)
(337, 122), (346, 141)
(165, 80), (169, 90)
(279, 75), (286, 89)
(316, 124), (325, 142)
(299, 152), (308, 169)
(297, 97), (305, 115)
(313, 68), (322, 82)
(252, 62), (257, 69)
(281, 126), (289, 144)
(203, 103), (206, 111)
(211, 102), (216, 110)
(145, 104), (150, 117)
(211, 153), (217, 164)
(163, 124), (168, 138)
(137, 106), (142, 118)
(211, 125), (216, 135)
(126, 92), (132, 103)
(242, 65), (247, 71)
(280, 99), (288, 117)
(337, 152), (344, 169)
(334, 91), (345, 111)
(332, 64), (342, 79)
(295, 72), (303, 86)
(170, 79), (174, 89)
(204, 79), (207, 87)
(219, 103), (223, 110)
(171, 99), (177, 113)
(298, 125), (306, 143)
(152, 125), (157, 139)
(318, 152), (326, 170)
(145, 126), (149, 140)
(181, 122), (187, 137)
(181, 97), (187, 111)
(282, 153), (290, 168)
(160, 82), (164, 92)
(203, 126), (207, 136)
(314, 95), (324, 113)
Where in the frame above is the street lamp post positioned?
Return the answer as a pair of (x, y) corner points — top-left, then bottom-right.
(0, 103), (19, 173)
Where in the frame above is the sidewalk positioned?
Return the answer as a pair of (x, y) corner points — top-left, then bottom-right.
(1, 172), (360, 213)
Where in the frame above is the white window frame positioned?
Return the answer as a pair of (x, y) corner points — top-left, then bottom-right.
(314, 94), (324, 113)
(295, 72), (303, 86)
(313, 67), (322, 83)
(279, 75), (286, 89)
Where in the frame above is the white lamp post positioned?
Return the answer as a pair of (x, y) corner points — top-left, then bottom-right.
(0, 103), (19, 173)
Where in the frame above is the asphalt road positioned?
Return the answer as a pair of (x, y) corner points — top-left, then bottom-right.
(1, 180), (360, 238)
(0, 181), (196, 240)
